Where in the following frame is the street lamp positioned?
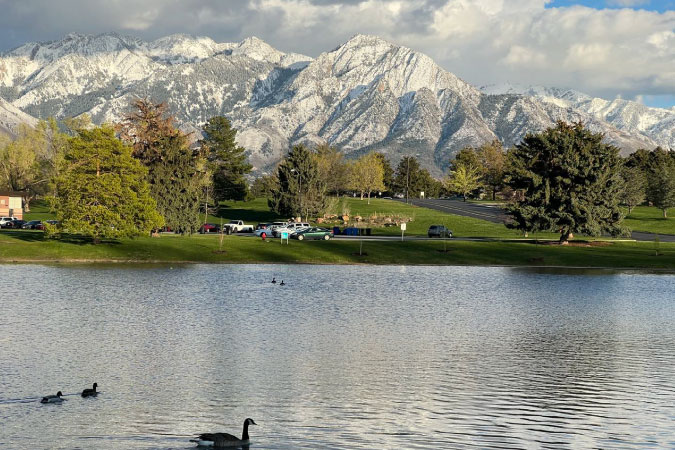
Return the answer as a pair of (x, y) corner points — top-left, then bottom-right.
(290, 168), (302, 221)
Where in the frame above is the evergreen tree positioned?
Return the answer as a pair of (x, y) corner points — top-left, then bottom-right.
(199, 116), (252, 202)
(119, 99), (202, 234)
(505, 122), (626, 243)
(619, 165), (646, 215)
(147, 134), (201, 233)
(393, 156), (425, 201)
(118, 99), (179, 165)
(52, 126), (163, 242)
(269, 145), (327, 220)
(250, 174), (278, 199)
(373, 153), (394, 194)
(645, 148), (675, 218)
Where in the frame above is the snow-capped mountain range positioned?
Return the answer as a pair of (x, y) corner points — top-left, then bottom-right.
(0, 32), (672, 174)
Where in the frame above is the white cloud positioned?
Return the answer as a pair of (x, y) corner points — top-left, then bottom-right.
(0, 0), (673, 103)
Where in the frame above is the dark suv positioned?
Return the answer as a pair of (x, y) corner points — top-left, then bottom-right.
(428, 225), (452, 238)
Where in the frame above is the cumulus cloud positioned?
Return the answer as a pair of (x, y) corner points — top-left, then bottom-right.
(0, 0), (673, 104)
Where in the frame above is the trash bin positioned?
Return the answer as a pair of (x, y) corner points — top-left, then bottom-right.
(366, 228), (372, 236)
(333, 226), (341, 235)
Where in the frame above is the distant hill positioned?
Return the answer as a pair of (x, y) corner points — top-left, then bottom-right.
(1, 32), (669, 174)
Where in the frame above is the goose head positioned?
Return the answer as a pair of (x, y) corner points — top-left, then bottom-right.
(245, 418), (257, 426)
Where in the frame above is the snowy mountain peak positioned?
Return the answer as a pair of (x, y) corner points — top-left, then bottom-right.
(0, 32), (671, 174)
(227, 36), (312, 67)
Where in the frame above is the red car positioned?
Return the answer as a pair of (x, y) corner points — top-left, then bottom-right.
(199, 223), (220, 234)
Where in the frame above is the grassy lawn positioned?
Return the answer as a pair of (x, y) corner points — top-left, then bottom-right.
(198, 197), (534, 238)
(13, 196), (674, 268)
(0, 230), (673, 268)
(24, 200), (55, 221)
(623, 206), (675, 235)
(31, 196), (673, 238)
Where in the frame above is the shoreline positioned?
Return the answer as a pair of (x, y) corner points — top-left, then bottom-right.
(3, 258), (675, 273)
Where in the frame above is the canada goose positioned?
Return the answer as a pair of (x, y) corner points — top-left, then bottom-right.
(81, 383), (98, 397)
(271, 278), (276, 284)
(40, 391), (64, 403)
(191, 418), (257, 447)
(280, 280), (285, 286)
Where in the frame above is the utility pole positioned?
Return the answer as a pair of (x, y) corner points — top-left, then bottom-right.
(406, 156), (410, 205)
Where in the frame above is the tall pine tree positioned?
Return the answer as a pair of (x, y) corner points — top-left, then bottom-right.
(52, 126), (163, 242)
(199, 116), (252, 203)
(269, 145), (328, 220)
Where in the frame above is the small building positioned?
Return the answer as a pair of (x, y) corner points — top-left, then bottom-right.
(0, 191), (24, 219)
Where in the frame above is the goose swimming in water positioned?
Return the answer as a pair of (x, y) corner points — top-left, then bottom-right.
(40, 391), (64, 403)
(81, 383), (98, 397)
(280, 280), (285, 286)
(271, 278), (276, 284)
(191, 418), (257, 447)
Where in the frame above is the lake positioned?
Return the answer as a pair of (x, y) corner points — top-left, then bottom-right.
(1, 264), (674, 449)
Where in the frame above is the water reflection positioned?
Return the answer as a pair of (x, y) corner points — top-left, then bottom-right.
(1, 264), (674, 449)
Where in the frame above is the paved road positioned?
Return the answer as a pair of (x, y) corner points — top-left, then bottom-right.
(403, 198), (675, 243)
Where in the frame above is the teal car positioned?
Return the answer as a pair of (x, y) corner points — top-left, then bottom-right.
(291, 227), (334, 241)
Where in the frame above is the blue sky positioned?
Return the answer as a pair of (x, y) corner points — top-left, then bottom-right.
(548, 0), (674, 12)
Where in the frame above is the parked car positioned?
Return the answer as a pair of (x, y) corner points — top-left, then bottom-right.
(272, 222), (311, 237)
(199, 223), (220, 234)
(0, 216), (18, 227)
(428, 225), (452, 238)
(222, 220), (254, 233)
(22, 220), (44, 230)
(291, 227), (334, 241)
(255, 222), (287, 238)
(2, 219), (25, 229)
(45, 220), (60, 226)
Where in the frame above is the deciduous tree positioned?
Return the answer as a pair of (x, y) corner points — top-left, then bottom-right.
(445, 164), (482, 201)
(348, 153), (385, 204)
(478, 140), (506, 200)
(372, 152), (394, 194)
(314, 143), (349, 195)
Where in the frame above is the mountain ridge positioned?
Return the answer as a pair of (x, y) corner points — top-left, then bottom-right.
(0, 32), (670, 175)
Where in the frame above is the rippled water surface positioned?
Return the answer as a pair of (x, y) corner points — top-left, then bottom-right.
(1, 264), (675, 449)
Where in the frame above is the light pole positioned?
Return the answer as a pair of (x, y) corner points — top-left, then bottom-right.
(290, 168), (302, 221)
(406, 156), (410, 204)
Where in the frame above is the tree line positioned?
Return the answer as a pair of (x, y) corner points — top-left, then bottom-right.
(0, 101), (672, 245)
(0, 99), (252, 242)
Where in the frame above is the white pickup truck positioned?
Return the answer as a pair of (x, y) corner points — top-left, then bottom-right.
(223, 220), (254, 233)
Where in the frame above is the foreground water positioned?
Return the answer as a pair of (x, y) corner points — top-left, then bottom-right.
(1, 264), (674, 449)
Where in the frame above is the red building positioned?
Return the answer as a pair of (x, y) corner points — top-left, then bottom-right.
(0, 191), (24, 219)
